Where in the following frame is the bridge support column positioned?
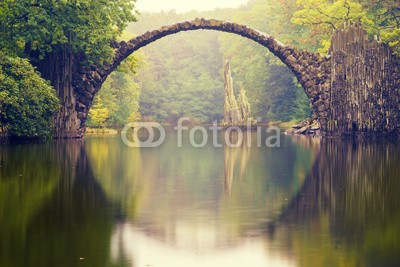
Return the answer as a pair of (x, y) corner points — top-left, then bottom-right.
(326, 24), (400, 137)
(36, 50), (85, 138)
(36, 50), (97, 139)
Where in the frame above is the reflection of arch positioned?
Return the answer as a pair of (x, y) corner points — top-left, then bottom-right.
(277, 137), (324, 224)
(276, 139), (400, 229)
(269, 139), (400, 266)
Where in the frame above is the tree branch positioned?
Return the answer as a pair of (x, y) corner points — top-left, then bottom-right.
(316, 7), (342, 21)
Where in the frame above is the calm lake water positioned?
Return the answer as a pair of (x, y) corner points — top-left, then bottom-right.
(1, 129), (400, 267)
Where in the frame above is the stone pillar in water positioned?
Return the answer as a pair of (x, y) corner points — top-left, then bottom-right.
(223, 61), (251, 126)
(223, 61), (241, 125)
(237, 84), (251, 123)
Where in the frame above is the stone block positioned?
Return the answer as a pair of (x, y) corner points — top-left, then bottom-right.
(286, 55), (297, 65)
(77, 112), (87, 120)
(305, 80), (314, 88)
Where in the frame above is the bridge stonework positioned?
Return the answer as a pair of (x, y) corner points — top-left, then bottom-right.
(328, 25), (400, 137)
(64, 18), (398, 139)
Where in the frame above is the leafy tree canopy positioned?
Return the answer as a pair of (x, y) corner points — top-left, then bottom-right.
(363, 0), (400, 55)
(0, 0), (137, 64)
(0, 51), (59, 138)
(87, 54), (142, 128)
(88, 97), (109, 127)
(292, 0), (373, 53)
(292, 0), (400, 54)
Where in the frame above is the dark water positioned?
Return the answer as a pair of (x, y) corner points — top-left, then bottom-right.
(1, 130), (399, 267)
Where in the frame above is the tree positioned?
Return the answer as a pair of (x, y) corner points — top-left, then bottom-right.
(216, 0), (313, 122)
(0, 0), (137, 64)
(132, 13), (224, 123)
(292, 0), (400, 55)
(361, 0), (400, 55)
(292, 0), (373, 53)
(0, 51), (59, 138)
(264, 66), (300, 122)
(88, 97), (109, 127)
(87, 51), (142, 128)
(0, 1), (137, 138)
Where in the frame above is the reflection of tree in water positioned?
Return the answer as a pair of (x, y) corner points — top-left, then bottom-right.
(0, 143), (61, 234)
(0, 143), (61, 266)
(0, 141), (128, 267)
(274, 139), (400, 267)
(84, 136), (144, 218)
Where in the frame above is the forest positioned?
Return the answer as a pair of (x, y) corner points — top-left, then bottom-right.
(0, 0), (399, 137)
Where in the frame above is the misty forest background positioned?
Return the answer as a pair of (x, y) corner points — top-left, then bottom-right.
(89, 0), (399, 128)
(90, 0), (315, 127)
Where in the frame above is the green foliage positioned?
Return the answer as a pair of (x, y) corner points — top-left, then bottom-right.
(217, 0), (312, 121)
(381, 28), (400, 55)
(292, 0), (373, 53)
(0, 0), (138, 137)
(88, 56), (142, 128)
(131, 2), (312, 123)
(132, 12), (224, 123)
(293, 79), (313, 119)
(292, 0), (368, 29)
(88, 97), (109, 127)
(0, 51), (59, 138)
(292, 0), (400, 54)
(0, 0), (137, 64)
(264, 66), (304, 121)
(362, 0), (400, 55)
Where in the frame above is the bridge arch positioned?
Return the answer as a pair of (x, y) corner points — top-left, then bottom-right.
(109, 18), (318, 77)
(75, 18), (331, 137)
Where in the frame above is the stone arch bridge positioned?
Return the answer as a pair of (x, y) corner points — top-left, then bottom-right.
(51, 18), (399, 138)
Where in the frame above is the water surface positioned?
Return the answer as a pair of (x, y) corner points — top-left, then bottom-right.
(1, 131), (399, 266)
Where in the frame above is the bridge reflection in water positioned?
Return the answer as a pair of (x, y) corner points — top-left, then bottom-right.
(0, 132), (399, 266)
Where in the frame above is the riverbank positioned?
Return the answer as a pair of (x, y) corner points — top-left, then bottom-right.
(268, 119), (321, 136)
(85, 127), (118, 135)
(267, 120), (302, 129)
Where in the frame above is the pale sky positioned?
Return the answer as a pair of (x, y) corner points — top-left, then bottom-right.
(136, 0), (250, 13)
